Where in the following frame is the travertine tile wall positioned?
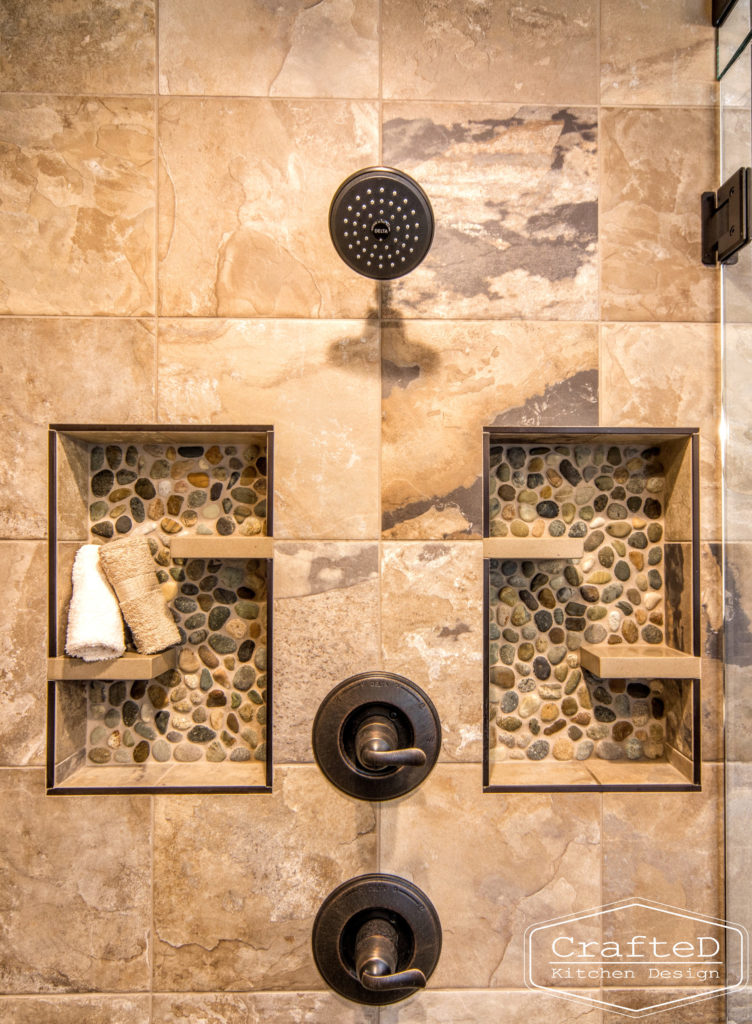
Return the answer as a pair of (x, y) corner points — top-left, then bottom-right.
(0, 2), (724, 1022)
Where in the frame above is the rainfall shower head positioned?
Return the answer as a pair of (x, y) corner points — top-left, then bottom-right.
(328, 166), (434, 280)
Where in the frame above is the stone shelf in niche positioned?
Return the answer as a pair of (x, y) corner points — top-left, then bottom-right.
(482, 427), (701, 794)
(48, 650), (177, 681)
(170, 536), (274, 559)
(47, 424), (274, 796)
(482, 537), (585, 559)
(580, 643), (701, 679)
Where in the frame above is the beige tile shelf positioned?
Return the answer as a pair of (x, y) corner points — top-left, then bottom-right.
(169, 536), (274, 559)
(482, 537), (584, 559)
(580, 643), (701, 679)
(48, 649), (177, 681)
(488, 758), (692, 790)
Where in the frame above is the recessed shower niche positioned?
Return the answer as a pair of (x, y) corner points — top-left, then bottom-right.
(47, 424), (274, 795)
(483, 427), (701, 793)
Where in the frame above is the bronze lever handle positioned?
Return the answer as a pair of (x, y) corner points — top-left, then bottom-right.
(355, 918), (427, 992)
(354, 716), (427, 770)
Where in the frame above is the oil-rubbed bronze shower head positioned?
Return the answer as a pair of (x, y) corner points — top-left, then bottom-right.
(329, 166), (434, 280)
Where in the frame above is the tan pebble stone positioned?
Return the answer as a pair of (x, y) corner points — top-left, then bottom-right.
(636, 729), (647, 740)
(646, 477), (664, 492)
(148, 498), (165, 520)
(582, 557), (594, 573)
(561, 503), (576, 523)
(613, 540), (626, 556)
(590, 517), (606, 528)
(535, 637), (547, 653)
(190, 692), (203, 705)
(198, 644), (219, 668)
(626, 457), (643, 472)
(629, 551), (644, 570)
(161, 517), (182, 534)
(179, 650), (199, 672)
(614, 467), (629, 484)
(205, 445), (223, 464)
(554, 664), (568, 682)
(540, 485), (552, 499)
(188, 472), (210, 487)
(210, 709), (224, 730)
(184, 673), (199, 690)
(223, 656), (235, 670)
(238, 705), (254, 722)
(553, 738), (574, 760)
(577, 685), (592, 710)
(213, 670), (230, 687)
(239, 515), (264, 536)
(644, 593), (662, 610)
(648, 723), (664, 740)
(566, 653), (579, 668)
(519, 503), (536, 522)
(173, 699), (192, 712)
(502, 504), (515, 521)
(225, 619), (248, 640)
(519, 695), (540, 718)
(644, 741), (664, 758)
(511, 520), (529, 537)
(518, 489), (538, 504)
(587, 570), (612, 584)
(622, 620), (639, 643)
(547, 469), (563, 487)
(531, 520), (545, 537)
(172, 714), (192, 731)
(635, 574), (648, 591)
(540, 702), (558, 722)
(107, 730), (121, 748)
(635, 608), (647, 624)
(174, 743), (201, 762)
(160, 579), (178, 602)
(649, 611), (664, 626)
(109, 504), (127, 518)
(572, 711), (591, 725)
(632, 517), (647, 529)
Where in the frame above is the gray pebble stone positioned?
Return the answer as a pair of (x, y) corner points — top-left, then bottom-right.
(174, 743), (202, 762)
(596, 740), (626, 760)
(152, 739), (171, 762)
(575, 740), (594, 760)
(526, 740), (550, 761)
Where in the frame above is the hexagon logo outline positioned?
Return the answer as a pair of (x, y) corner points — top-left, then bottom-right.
(524, 897), (749, 1018)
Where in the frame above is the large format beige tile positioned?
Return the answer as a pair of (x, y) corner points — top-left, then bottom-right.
(381, 543), (483, 762)
(600, 107), (717, 322)
(159, 0), (378, 98)
(381, 103), (598, 321)
(382, 320), (598, 537)
(152, 766), (376, 991)
(0, 318), (156, 539)
(153, 992), (377, 1023)
(602, 764), (723, 915)
(381, 990), (602, 1023)
(380, 765), (601, 989)
(0, 97), (155, 315)
(382, 0), (597, 104)
(0, 0), (155, 94)
(724, 325), (752, 542)
(601, 0), (717, 107)
(0, 542), (46, 766)
(600, 323), (721, 542)
(158, 319), (380, 538)
(0, 769), (151, 992)
(157, 98), (378, 317)
(273, 542), (380, 762)
(0, 996), (150, 1023)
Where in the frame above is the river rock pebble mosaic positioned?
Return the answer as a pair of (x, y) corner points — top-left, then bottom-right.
(488, 441), (680, 764)
(83, 441), (268, 767)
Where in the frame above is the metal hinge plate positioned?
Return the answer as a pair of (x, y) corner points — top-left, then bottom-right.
(702, 167), (751, 266)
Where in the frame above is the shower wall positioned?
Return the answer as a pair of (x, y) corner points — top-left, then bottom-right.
(0, 2), (724, 1022)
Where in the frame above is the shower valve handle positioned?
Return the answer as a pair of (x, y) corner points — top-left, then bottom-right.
(354, 716), (427, 770)
(355, 918), (427, 992)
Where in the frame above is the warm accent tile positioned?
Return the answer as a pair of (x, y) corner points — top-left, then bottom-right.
(602, 763), (723, 915)
(381, 103), (598, 320)
(0, 97), (155, 315)
(152, 766), (376, 991)
(0, 996), (151, 1023)
(158, 319), (380, 539)
(0, 769), (150, 992)
(600, 323), (721, 541)
(600, 107), (717, 322)
(0, 542), (46, 766)
(380, 765), (601, 988)
(381, 543), (483, 762)
(157, 98), (378, 317)
(273, 542), (380, 762)
(0, 318), (156, 539)
(382, 320), (598, 537)
(0, 0), (155, 94)
(600, 0), (716, 107)
(152, 993), (377, 1023)
(723, 324), (752, 541)
(602, 990), (725, 1024)
(381, 990), (602, 1023)
(382, 0), (597, 104)
(159, 0), (378, 97)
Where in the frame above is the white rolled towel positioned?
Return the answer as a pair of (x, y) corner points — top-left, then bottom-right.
(65, 544), (126, 662)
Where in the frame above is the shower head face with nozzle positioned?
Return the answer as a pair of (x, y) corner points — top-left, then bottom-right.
(329, 167), (434, 280)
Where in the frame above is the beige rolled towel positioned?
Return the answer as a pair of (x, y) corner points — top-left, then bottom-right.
(98, 537), (181, 655)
